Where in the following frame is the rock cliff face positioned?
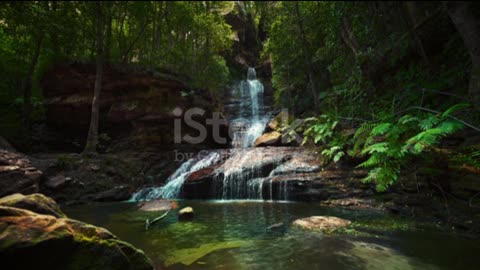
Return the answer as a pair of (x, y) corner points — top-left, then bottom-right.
(41, 63), (227, 150)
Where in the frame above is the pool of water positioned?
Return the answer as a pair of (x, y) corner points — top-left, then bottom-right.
(66, 200), (480, 270)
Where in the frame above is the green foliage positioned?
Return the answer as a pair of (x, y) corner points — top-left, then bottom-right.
(0, 1), (234, 144)
(355, 104), (466, 191)
(302, 115), (338, 145)
(301, 114), (348, 164)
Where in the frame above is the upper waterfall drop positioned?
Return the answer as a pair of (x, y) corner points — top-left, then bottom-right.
(231, 67), (268, 148)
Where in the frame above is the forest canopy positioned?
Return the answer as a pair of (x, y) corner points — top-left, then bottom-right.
(0, 1), (479, 190)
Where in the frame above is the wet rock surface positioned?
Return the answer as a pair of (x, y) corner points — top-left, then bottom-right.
(180, 147), (373, 201)
(138, 199), (178, 212)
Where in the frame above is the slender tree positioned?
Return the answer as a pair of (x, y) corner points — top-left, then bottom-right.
(23, 32), (44, 127)
(84, 2), (104, 153)
(294, 2), (319, 109)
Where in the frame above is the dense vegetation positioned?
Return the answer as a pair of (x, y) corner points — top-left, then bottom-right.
(1, 1), (479, 191)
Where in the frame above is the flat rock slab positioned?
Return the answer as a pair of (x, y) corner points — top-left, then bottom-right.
(292, 216), (351, 232)
(138, 199), (178, 212)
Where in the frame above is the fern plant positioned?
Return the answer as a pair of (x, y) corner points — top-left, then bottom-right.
(302, 114), (349, 164)
(302, 115), (339, 145)
(355, 104), (467, 191)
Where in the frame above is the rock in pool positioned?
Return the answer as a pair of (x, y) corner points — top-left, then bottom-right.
(138, 199), (178, 212)
(292, 216), (351, 233)
(178, 207), (194, 221)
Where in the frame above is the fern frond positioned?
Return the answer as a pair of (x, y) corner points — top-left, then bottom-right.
(419, 115), (440, 130)
(441, 103), (470, 118)
(437, 119), (463, 134)
(398, 114), (419, 125)
(333, 151), (345, 163)
(405, 128), (445, 154)
(361, 142), (389, 155)
(371, 123), (392, 136)
(354, 123), (375, 139)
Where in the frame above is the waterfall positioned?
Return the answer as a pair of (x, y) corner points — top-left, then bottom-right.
(129, 67), (291, 202)
(130, 152), (221, 201)
(231, 67), (268, 148)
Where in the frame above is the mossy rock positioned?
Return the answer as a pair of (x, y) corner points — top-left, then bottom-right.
(0, 202), (154, 270)
(0, 193), (66, 218)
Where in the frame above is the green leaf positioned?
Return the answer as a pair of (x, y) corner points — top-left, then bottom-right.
(371, 123), (392, 136)
(333, 151), (344, 163)
(441, 103), (470, 118)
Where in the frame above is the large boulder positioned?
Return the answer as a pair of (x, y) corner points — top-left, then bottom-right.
(265, 110), (290, 132)
(0, 150), (42, 198)
(0, 196), (154, 270)
(0, 193), (65, 218)
(254, 131), (282, 147)
(292, 216), (351, 232)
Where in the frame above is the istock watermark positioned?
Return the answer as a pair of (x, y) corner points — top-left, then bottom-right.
(172, 107), (304, 146)
(174, 149), (212, 162)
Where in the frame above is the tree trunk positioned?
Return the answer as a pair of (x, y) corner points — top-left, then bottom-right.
(84, 2), (104, 153)
(340, 16), (376, 97)
(121, 19), (150, 64)
(445, 1), (480, 109)
(23, 32), (44, 127)
(104, 3), (113, 64)
(404, 2), (430, 67)
(293, 2), (319, 110)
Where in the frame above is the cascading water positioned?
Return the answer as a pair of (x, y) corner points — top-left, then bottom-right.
(230, 67), (269, 148)
(130, 152), (221, 201)
(130, 67), (290, 202)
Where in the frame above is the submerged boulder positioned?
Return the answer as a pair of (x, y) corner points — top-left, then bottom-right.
(138, 199), (178, 212)
(292, 216), (351, 232)
(178, 207), (194, 221)
(0, 195), (154, 270)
